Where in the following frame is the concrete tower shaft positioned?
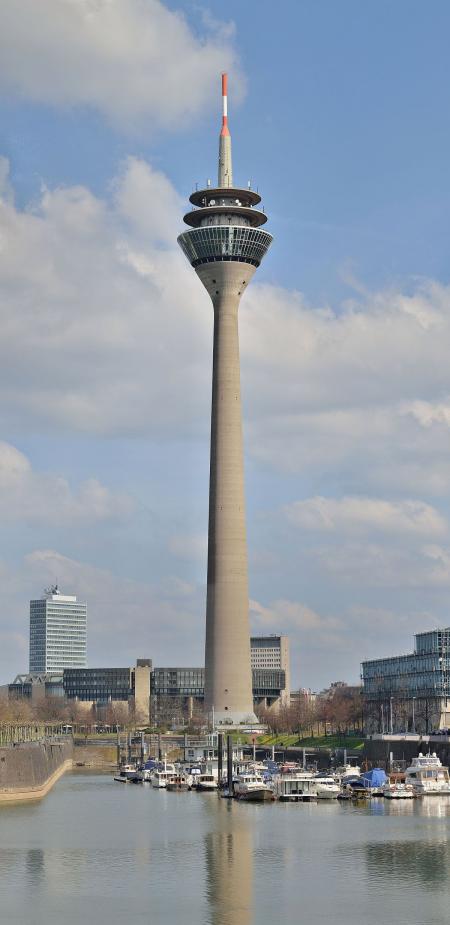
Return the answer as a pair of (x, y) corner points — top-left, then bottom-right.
(177, 75), (272, 724)
(199, 261), (256, 721)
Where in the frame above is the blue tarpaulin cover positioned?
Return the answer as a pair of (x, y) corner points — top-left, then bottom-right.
(360, 768), (387, 788)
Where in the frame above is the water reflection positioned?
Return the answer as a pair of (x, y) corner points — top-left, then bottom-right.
(365, 839), (449, 888)
(380, 796), (450, 818)
(26, 848), (45, 887)
(205, 800), (253, 925)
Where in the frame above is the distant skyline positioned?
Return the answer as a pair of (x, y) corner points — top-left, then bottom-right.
(1, 0), (450, 688)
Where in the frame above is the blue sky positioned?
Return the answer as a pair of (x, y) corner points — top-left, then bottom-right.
(1, 0), (450, 688)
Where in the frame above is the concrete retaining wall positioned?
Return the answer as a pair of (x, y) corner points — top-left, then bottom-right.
(364, 737), (450, 768)
(0, 739), (73, 802)
(73, 744), (117, 768)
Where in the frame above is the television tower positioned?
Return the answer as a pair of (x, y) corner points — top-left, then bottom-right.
(178, 75), (272, 724)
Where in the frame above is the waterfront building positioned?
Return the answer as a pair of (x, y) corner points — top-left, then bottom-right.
(9, 641), (287, 724)
(29, 586), (87, 673)
(63, 659), (151, 722)
(150, 666), (286, 721)
(362, 628), (450, 733)
(250, 635), (290, 705)
(9, 672), (65, 703)
(177, 74), (273, 724)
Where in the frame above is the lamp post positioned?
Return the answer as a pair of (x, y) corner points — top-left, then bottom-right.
(412, 697), (416, 735)
(390, 697), (393, 735)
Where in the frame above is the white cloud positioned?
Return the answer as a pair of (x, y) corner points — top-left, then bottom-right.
(285, 496), (447, 537)
(406, 399), (450, 429)
(0, 0), (242, 130)
(250, 597), (342, 634)
(24, 548), (204, 667)
(0, 156), (210, 437)
(0, 441), (133, 524)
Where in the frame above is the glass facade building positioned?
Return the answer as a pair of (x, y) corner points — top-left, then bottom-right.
(362, 628), (450, 732)
(150, 667), (286, 702)
(63, 667), (132, 702)
(362, 629), (450, 699)
(29, 587), (87, 673)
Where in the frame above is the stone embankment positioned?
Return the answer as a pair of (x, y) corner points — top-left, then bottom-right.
(0, 739), (73, 803)
(364, 735), (450, 768)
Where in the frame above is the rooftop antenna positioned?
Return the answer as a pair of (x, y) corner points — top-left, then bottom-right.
(218, 73), (233, 188)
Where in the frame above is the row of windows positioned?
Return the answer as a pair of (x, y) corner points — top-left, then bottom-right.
(178, 227), (272, 268)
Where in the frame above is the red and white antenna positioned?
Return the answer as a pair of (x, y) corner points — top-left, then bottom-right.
(218, 72), (232, 186)
(221, 73), (230, 137)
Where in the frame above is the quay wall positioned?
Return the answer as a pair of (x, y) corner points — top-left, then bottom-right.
(364, 737), (450, 768)
(73, 744), (117, 768)
(0, 739), (73, 802)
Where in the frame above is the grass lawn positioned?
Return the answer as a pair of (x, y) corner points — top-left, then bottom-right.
(295, 735), (364, 750)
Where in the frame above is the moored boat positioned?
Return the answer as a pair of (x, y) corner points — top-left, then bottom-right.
(151, 767), (176, 789)
(195, 774), (217, 792)
(405, 752), (450, 796)
(166, 774), (191, 792)
(273, 773), (318, 802)
(114, 764), (142, 783)
(314, 775), (340, 800)
(383, 782), (414, 800)
(234, 772), (274, 802)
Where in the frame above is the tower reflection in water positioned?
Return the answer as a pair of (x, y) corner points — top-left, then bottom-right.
(205, 799), (253, 925)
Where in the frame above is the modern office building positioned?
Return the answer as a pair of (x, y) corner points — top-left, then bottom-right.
(362, 628), (450, 733)
(9, 660), (151, 722)
(8, 661), (283, 725)
(151, 666), (286, 718)
(178, 74), (273, 724)
(64, 659), (151, 721)
(250, 635), (290, 705)
(29, 586), (87, 673)
(9, 672), (65, 702)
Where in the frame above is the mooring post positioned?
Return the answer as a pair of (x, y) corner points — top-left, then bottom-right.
(227, 734), (233, 795)
(218, 733), (223, 788)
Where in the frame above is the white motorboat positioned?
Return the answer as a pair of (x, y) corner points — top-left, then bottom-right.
(273, 773), (318, 802)
(383, 782), (414, 800)
(195, 774), (217, 792)
(166, 774), (192, 792)
(335, 764), (361, 782)
(234, 772), (274, 802)
(314, 775), (340, 800)
(405, 752), (450, 795)
(151, 764), (176, 789)
(114, 764), (142, 783)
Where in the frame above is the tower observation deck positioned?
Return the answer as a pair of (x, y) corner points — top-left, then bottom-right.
(178, 75), (273, 725)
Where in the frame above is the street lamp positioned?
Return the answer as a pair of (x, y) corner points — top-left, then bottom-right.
(390, 697), (393, 735)
(412, 697), (416, 735)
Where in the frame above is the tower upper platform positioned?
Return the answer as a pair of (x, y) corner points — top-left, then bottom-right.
(178, 74), (272, 271)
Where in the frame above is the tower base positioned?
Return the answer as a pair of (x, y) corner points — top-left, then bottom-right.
(210, 708), (258, 726)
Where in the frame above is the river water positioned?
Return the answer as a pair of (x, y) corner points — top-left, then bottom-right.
(1, 772), (450, 924)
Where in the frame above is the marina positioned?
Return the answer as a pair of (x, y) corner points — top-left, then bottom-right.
(114, 744), (450, 808)
(2, 770), (450, 925)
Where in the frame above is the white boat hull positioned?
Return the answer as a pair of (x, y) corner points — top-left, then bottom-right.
(316, 787), (340, 800)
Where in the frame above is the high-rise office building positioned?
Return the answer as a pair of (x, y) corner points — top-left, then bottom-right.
(250, 635), (291, 705)
(178, 74), (272, 724)
(29, 585), (87, 673)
